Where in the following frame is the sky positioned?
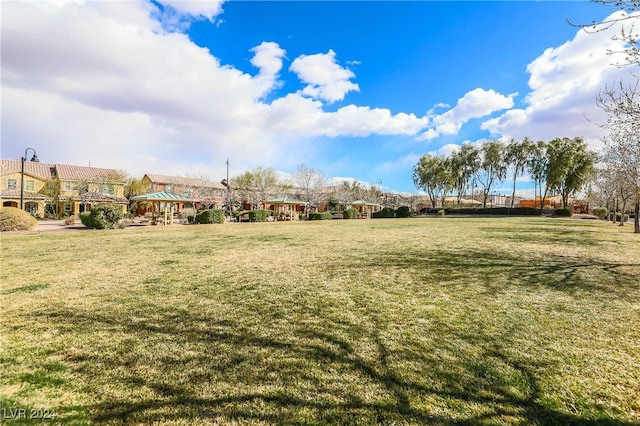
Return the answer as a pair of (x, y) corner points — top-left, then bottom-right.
(2, 1), (638, 195)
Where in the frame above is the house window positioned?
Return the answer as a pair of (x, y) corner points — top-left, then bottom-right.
(24, 180), (35, 192)
(7, 179), (17, 190)
(101, 184), (115, 195)
(64, 203), (72, 212)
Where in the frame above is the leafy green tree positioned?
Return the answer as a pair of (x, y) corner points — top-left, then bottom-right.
(40, 176), (62, 218)
(546, 137), (596, 208)
(505, 137), (534, 209)
(528, 140), (550, 209)
(413, 154), (454, 209)
(475, 140), (507, 208)
(449, 144), (479, 207)
(124, 177), (146, 214)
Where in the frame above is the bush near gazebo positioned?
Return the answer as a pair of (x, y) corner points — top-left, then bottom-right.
(195, 209), (225, 224)
(343, 208), (358, 219)
(80, 203), (123, 229)
(395, 206), (411, 218)
(592, 207), (607, 220)
(248, 209), (270, 222)
(309, 212), (332, 220)
(0, 207), (38, 231)
(372, 207), (395, 218)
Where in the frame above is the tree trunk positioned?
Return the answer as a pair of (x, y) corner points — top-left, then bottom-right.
(511, 174), (517, 209)
(619, 198), (626, 226)
(634, 200), (639, 234)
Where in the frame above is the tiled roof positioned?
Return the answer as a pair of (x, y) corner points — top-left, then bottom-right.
(55, 164), (124, 183)
(0, 159), (55, 180)
(0, 190), (47, 199)
(144, 173), (225, 189)
(1, 159), (123, 183)
(79, 192), (128, 204)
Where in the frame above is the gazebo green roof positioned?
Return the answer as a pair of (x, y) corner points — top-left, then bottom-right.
(131, 191), (193, 202)
(265, 197), (308, 205)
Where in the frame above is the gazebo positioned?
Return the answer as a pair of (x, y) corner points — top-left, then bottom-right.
(350, 200), (381, 219)
(265, 197), (308, 221)
(131, 191), (193, 225)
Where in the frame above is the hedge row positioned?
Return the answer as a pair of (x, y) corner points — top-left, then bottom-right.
(372, 207), (396, 218)
(421, 207), (543, 216)
(309, 212), (332, 220)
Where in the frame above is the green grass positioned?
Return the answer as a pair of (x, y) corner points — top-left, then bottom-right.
(1, 217), (639, 425)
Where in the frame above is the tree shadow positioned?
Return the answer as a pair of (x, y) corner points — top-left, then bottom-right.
(359, 247), (640, 299)
(27, 298), (639, 425)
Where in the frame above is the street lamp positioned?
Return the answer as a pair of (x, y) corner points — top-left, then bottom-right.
(20, 148), (39, 210)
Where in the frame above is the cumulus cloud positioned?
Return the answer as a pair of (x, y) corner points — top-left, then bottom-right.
(418, 88), (515, 141)
(0, 1), (428, 180)
(158, 0), (224, 21)
(481, 10), (640, 149)
(155, 0), (225, 31)
(289, 49), (360, 103)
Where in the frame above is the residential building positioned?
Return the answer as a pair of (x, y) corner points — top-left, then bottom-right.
(1, 159), (127, 217)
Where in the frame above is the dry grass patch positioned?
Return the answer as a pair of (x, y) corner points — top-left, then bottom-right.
(1, 217), (639, 425)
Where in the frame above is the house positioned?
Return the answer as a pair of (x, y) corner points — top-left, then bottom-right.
(1, 159), (127, 217)
(139, 174), (227, 213)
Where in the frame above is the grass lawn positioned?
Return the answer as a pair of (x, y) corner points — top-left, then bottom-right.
(1, 216), (639, 425)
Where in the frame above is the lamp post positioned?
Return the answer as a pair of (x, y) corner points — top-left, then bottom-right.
(20, 148), (39, 210)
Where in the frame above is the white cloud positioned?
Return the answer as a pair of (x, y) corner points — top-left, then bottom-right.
(250, 41), (286, 76)
(289, 49), (360, 103)
(1, 1), (429, 181)
(158, 0), (224, 21)
(417, 88), (515, 141)
(481, 11), (640, 149)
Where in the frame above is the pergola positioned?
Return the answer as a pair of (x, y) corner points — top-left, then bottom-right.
(350, 200), (381, 219)
(131, 191), (193, 225)
(265, 197), (308, 221)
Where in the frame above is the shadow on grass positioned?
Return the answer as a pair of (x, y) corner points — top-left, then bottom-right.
(31, 297), (638, 425)
(362, 247), (640, 299)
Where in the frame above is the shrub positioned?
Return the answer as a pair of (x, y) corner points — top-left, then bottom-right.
(79, 211), (92, 227)
(616, 212), (629, 222)
(195, 209), (225, 224)
(81, 203), (123, 229)
(554, 208), (572, 217)
(343, 208), (358, 219)
(396, 206), (411, 218)
(372, 207), (395, 218)
(248, 209), (270, 222)
(309, 212), (332, 220)
(0, 207), (38, 231)
(592, 207), (607, 220)
(437, 209), (446, 216)
(187, 215), (195, 224)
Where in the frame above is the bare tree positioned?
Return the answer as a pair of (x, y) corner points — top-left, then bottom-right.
(292, 164), (328, 218)
(602, 123), (640, 231)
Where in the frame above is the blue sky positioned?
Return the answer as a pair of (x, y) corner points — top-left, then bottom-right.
(2, 1), (637, 195)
